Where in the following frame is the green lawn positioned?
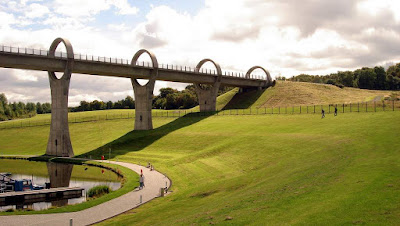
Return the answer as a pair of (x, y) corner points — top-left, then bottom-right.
(1, 111), (399, 224)
(0, 118), (174, 156)
(75, 111), (400, 225)
(1, 84), (400, 224)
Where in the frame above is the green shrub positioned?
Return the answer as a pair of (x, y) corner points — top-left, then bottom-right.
(87, 185), (111, 198)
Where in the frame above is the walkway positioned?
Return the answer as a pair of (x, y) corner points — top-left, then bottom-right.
(0, 160), (171, 226)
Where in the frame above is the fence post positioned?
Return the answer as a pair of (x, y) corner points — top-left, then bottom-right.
(358, 102), (359, 112)
(329, 105), (330, 114)
(264, 107), (266, 114)
(300, 106), (301, 114)
(292, 106), (294, 114)
(393, 100), (395, 111)
(366, 102), (368, 112)
(272, 107), (273, 114)
(314, 105), (315, 113)
(257, 108), (258, 115)
(307, 106), (308, 114)
(279, 107), (280, 114)
(374, 101), (376, 112)
(343, 103), (344, 113)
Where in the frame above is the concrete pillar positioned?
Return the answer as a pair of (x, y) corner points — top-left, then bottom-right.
(195, 85), (219, 112)
(131, 49), (158, 130)
(194, 59), (222, 112)
(46, 38), (74, 157)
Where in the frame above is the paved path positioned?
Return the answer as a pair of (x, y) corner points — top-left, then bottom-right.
(0, 160), (171, 226)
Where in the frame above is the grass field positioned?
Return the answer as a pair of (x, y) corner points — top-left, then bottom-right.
(74, 111), (398, 225)
(224, 81), (399, 109)
(1, 82), (400, 224)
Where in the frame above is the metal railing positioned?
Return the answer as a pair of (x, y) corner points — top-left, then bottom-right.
(0, 45), (266, 80)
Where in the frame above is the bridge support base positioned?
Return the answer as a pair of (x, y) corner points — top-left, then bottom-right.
(132, 81), (154, 130)
(46, 38), (74, 157)
(46, 74), (74, 157)
(195, 86), (219, 112)
(194, 59), (223, 112)
(131, 49), (159, 130)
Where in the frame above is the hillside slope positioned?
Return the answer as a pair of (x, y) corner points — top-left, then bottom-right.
(88, 112), (400, 225)
(223, 81), (398, 109)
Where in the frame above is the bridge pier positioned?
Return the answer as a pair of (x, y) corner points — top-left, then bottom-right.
(194, 59), (222, 112)
(46, 38), (74, 157)
(131, 50), (158, 130)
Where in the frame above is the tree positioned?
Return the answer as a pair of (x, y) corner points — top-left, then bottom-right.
(42, 103), (51, 113)
(159, 88), (176, 98)
(337, 71), (354, 87)
(106, 101), (113, 109)
(354, 67), (376, 89)
(374, 66), (386, 90)
(124, 96), (135, 109)
(0, 93), (7, 106)
(36, 102), (43, 114)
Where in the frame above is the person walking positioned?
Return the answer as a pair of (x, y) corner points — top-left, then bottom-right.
(334, 106), (338, 116)
(139, 174), (144, 190)
(321, 109), (325, 119)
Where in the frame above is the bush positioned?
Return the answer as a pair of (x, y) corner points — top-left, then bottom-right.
(87, 185), (111, 198)
(335, 83), (345, 88)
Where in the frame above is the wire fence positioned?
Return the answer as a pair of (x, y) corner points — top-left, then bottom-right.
(0, 99), (398, 130)
(0, 45), (266, 80)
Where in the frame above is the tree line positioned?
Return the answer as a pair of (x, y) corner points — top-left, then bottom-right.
(0, 93), (51, 121)
(276, 63), (400, 90)
(70, 85), (201, 112)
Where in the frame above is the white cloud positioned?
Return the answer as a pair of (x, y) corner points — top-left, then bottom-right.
(0, 12), (16, 29)
(53, 0), (110, 18)
(107, 23), (130, 31)
(2, 0), (400, 104)
(109, 0), (138, 15)
(25, 3), (49, 18)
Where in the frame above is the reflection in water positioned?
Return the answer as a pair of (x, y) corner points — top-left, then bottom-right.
(47, 162), (73, 188)
(47, 162), (74, 207)
(0, 162), (121, 212)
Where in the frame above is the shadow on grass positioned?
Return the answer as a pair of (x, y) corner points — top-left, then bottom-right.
(222, 89), (266, 110)
(76, 112), (216, 160)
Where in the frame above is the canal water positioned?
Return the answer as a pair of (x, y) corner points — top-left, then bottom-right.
(0, 159), (121, 211)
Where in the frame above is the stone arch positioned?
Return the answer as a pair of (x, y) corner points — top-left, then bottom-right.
(48, 37), (74, 81)
(245, 66), (272, 85)
(194, 58), (222, 91)
(131, 49), (158, 89)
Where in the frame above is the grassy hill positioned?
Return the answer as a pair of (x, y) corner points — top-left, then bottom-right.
(223, 81), (399, 109)
(1, 83), (400, 224)
(90, 112), (400, 225)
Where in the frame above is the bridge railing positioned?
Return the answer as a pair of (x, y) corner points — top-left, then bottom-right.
(0, 45), (266, 80)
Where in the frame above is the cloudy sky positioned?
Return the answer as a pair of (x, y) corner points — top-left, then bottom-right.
(1, 0), (400, 106)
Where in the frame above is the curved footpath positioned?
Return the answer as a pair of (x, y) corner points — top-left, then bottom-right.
(0, 160), (171, 226)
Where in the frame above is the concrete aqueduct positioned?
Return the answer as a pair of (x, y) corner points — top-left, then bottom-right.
(0, 38), (274, 157)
